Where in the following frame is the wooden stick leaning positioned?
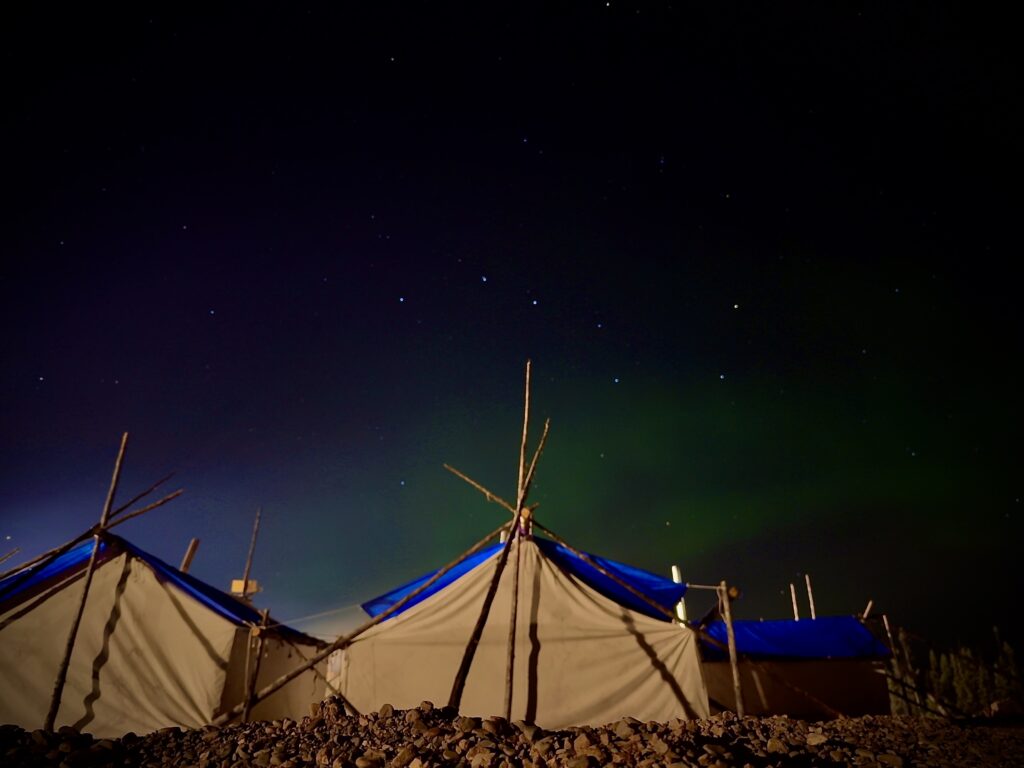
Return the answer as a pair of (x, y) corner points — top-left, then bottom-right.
(0, 548), (19, 567)
(442, 465), (516, 513)
(213, 520), (510, 725)
(503, 525), (523, 720)
(448, 519), (518, 710)
(241, 508), (261, 599)
(279, 636), (360, 715)
(108, 472), (175, 520)
(45, 432), (129, 731)
(719, 580), (745, 717)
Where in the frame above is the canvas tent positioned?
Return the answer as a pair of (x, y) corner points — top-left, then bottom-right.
(0, 533), (326, 737)
(328, 533), (710, 728)
(700, 616), (891, 718)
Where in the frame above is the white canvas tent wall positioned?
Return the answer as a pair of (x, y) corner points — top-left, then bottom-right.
(0, 534), (325, 737)
(330, 536), (709, 728)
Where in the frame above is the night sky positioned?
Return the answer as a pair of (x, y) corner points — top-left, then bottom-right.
(2, 5), (1020, 648)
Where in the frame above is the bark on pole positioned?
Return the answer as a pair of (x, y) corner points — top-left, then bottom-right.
(719, 580), (745, 717)
(45, 432), (129, 731)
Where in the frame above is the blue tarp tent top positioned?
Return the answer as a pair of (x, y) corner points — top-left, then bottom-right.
(701, 616), (891, 660)
(362, 536), (687, 622)
(0, 533), (317, 645)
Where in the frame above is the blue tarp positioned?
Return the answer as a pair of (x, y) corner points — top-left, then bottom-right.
(701, 616), (891, 660)
(362, 536), (687, 622)
(0, 533), (316, 645)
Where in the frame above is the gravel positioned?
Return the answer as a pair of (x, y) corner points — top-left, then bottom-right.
(2, 697), (1022, 768)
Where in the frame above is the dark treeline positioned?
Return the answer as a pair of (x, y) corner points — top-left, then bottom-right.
(889, 626), (1022, 717)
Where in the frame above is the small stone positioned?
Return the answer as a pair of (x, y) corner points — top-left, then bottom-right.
(458, 716), (479, 732)
(613, 720), (635, 739)
(806, 733), (828, 747)
(513, 721), (542, 742)
(573, 733), (592, 753)
(878, 754), (904, 767)
(766, 738), (787, 754)
(419, 701), (434, 712)
(392, 745), (417, 767)
(405, 710), (421, 724)
(379, 703), (395, 718)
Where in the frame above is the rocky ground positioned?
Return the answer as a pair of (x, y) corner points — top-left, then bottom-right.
(3, 697), (1022, 768)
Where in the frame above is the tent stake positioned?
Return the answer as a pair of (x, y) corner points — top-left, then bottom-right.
(243, 609), (270, 722)
(214, 520), (510, 725)
(719, 580), (745, 717)
(45, 432), (129, 731)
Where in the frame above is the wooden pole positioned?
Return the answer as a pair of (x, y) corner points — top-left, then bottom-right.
(805, 573), (816, 619)
(443, 464), (516, 513)
(241, 507), (261, 600)
(214, 521), (509, 725)
(243, 609), (270, 722)
(45, 431), (129, 731)
(503, 526), (522, 719)
(179, 538), (200, 573)
(109, 472), (175, 520)
(790, 582), (800, 620)
(862, 599), (874, 619)
(516, 360), (531, 512)
(719, 580), (745, 717)
(518, 418), (550, 506)
(449, 521), (517, 710)
(0, 547), (19, 566)
(504, 360), (532, 719)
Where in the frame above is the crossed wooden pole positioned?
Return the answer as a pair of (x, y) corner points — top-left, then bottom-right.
(17, 433), (186, 731)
